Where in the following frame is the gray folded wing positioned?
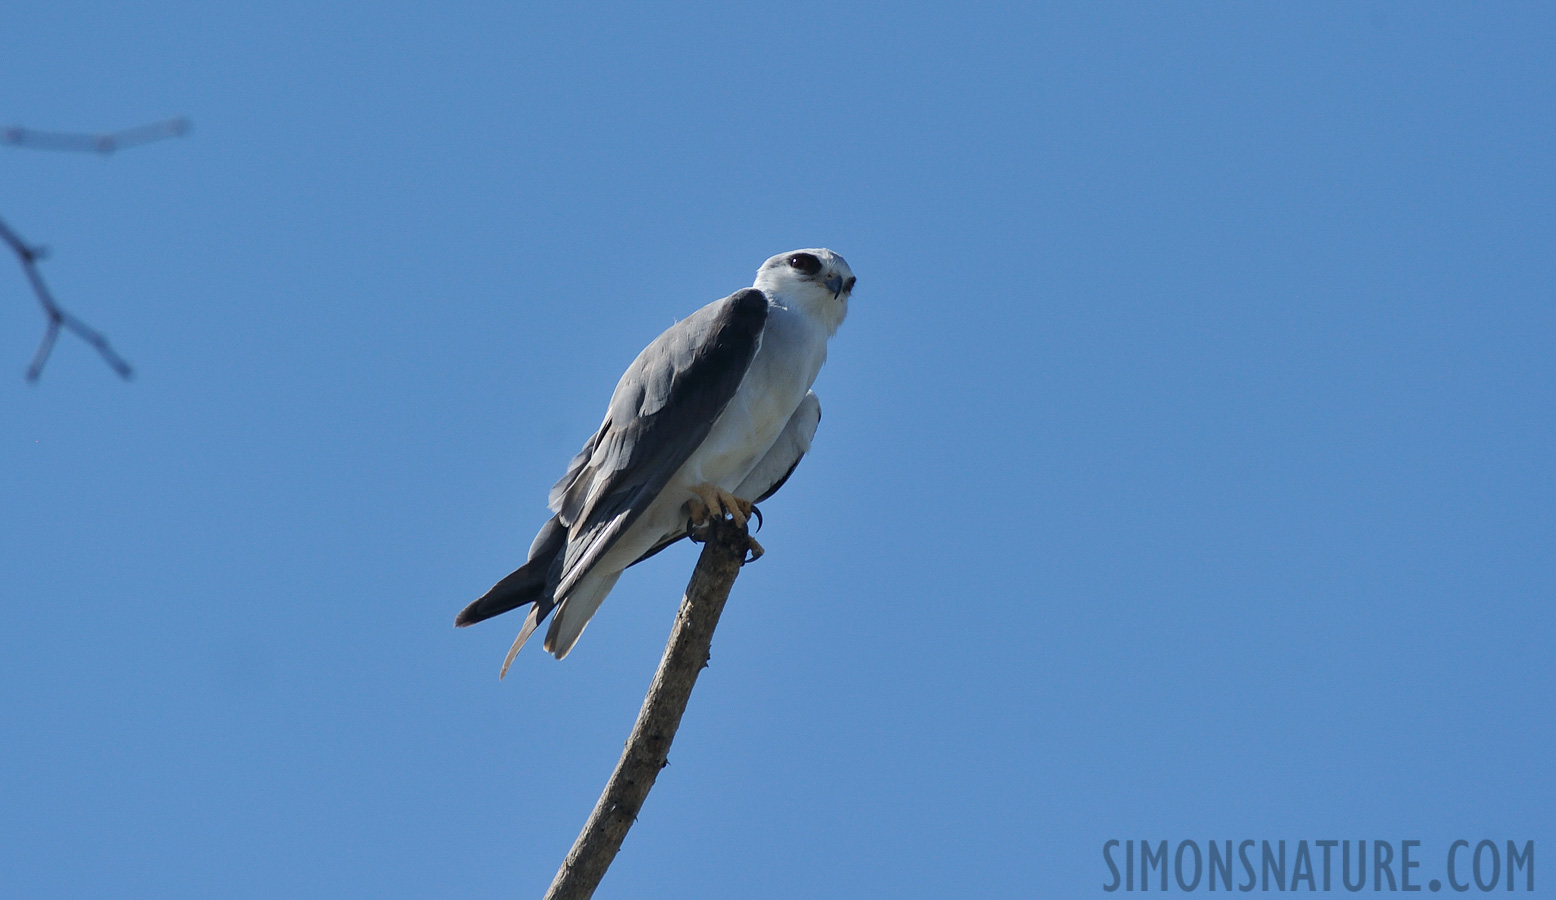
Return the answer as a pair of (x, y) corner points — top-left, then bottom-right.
(545, 288), (768, 602)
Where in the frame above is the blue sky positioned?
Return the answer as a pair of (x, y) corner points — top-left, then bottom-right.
(2, 3), (1551, 897)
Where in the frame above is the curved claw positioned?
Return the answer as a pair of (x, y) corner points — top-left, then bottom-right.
(749, 504), (764, 533)
(743, 535), (765, 564)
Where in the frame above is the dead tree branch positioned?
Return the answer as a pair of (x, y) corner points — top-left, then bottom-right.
(2, 117), (189, 154)
(544, 517), (757, 900)
(0, 216), (133, 382)
(2, 116), (189, 380)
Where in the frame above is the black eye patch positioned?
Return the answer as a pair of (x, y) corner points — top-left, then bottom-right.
(787, 253), (822, 275)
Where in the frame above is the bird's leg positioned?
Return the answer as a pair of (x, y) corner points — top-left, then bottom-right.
(685, 495), (710, 527)
(685, 482), (750, 528)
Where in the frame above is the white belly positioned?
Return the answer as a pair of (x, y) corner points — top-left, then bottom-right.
(682, 304), (826, 490)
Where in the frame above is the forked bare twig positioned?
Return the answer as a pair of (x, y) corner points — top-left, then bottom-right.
(2, 115), (189, 380)
(0, 216), (133, 382)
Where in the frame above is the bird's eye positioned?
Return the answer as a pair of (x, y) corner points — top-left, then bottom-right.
(787, 253), (822, 275)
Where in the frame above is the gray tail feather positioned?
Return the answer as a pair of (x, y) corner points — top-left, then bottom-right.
(458, 517), (692, 676)
(499, 604), (545, 678)
(454, 561), (547, 627)
(455, 517), (566, 628)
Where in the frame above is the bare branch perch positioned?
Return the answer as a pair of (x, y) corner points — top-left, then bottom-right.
(545, 517), (756, 900)
(0, 216), (133, 382)
(2, 117), (189, 154)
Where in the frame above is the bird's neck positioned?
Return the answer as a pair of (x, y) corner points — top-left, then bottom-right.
(766, 289), (846, 338)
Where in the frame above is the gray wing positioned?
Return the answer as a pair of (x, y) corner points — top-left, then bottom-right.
(627, 391), (822, 568)
(546, 288), (768, 601)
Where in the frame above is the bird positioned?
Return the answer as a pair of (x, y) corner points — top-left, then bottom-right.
(456, 248), (855, 675)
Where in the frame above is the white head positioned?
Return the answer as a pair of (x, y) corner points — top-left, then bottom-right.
(753, 248), (855, 335)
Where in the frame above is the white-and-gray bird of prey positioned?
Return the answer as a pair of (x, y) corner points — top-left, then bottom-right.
(456, 249), (855, 675)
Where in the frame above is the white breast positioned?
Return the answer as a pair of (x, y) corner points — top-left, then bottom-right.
(683, 301), (828, 490)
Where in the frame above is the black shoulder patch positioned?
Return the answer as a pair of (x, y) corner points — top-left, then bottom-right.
(728, 288), (768, 324)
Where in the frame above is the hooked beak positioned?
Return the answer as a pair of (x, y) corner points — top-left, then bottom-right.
(825, 274), (844, 298)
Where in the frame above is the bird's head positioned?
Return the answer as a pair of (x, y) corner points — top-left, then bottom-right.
(754, 248), (855, 334)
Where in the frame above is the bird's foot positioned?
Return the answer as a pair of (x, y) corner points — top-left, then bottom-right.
(685, 482), (752, 529)
(685, 484), (764, 562)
